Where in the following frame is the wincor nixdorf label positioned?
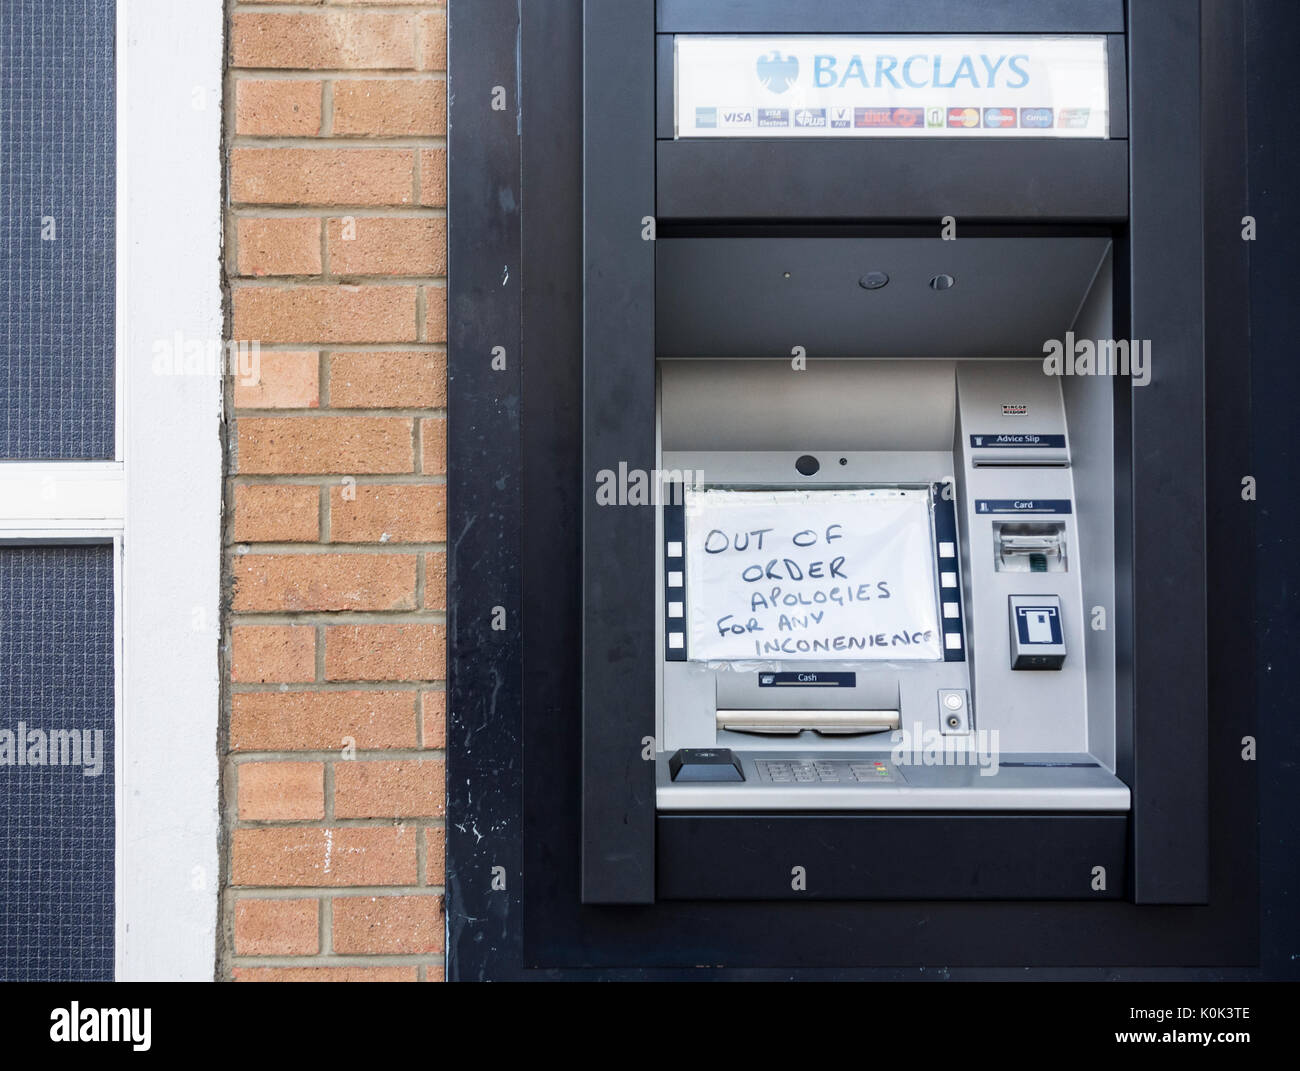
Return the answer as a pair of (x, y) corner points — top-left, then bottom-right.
(970, 434), (1066, 448)
(758, 671), (856, 687)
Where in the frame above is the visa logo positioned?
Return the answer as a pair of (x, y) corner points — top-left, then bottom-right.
(721, 109), (755, 127)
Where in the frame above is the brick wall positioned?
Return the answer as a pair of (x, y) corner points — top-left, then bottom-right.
(222, 0), (448, 982)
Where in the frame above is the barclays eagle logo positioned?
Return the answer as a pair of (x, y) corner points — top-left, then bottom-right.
(756, 50), (799, 93)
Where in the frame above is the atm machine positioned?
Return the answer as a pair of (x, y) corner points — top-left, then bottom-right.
(655, 349), (1127, 815)
(580, 0), (1208, 911)
(448, 0), (1256, 974)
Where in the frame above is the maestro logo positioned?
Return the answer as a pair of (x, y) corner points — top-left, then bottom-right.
(756, 50), (799, 93)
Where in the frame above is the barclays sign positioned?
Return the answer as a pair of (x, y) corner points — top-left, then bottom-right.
(676, 34), (1111, 140)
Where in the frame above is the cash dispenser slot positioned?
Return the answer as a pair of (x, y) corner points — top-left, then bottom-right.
(716, 709), (901, 736)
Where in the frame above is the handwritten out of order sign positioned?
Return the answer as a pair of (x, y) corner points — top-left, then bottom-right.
(684, 488), (942, 662)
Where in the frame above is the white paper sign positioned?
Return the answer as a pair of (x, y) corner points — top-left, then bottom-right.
(684, 488), (942, 662)
(676, 35), (1109, 139)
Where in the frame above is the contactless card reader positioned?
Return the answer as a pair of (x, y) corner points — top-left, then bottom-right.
(668, 748), (745, 782)
(1009, 595), (1066, 670)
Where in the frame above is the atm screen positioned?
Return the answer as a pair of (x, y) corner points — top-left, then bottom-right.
(683, 487), (942, 662)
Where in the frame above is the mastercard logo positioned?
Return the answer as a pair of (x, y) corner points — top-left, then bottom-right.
(947, 107), (980, 128)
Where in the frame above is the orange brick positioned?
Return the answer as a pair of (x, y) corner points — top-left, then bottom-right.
(230, 690), (419, 752)
(238, 762), (325, 821)
(334, 759), (445, 818)
(234, 285), (417, 344)
(330, 485), (445, 543)
(231, 12), (415, 70)
(235, 79), (322, 137)
(420, 417), (446, 474)
(233, 484), (320, 543)
(423, 552), (446, 610)
(236, 218), (322, 277)
(424, 827), (446, 885)
(420, 691), (446, 748)
(329, 351), (446, 408)
(233, 898), (319, 956)
(232, 826), (418, 887)
(238, 417), (414, 475)
(328, 217), (445, 276)
(232, 553), (417, 612)
(425, 965), (446, 982)
(333, 79), (446, 137)
(233, 351), (320, 409)
(234, 966), (418, 982)
(231, 148), (414, 207)
(325, 624), (445, 682)
(333, 895), (443, 954)
(418, 10), (448, 71)
(231, 625), (316, 684)
(417, 151), (446, 210)
(423, 285), (446, 342)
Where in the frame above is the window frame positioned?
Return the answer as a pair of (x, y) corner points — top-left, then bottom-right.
(0, 0), (223, 981)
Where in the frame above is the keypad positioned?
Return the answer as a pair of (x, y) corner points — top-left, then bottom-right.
(755, 760), (900, 784)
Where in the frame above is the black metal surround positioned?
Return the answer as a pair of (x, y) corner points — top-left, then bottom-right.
(445, 0), (522, 971)
(656, 139), (1130, 221)
(658, 815), (1127, 901)
(1246, 0), (1300, 977)
(446, 0), (1280, 979)
(655, 0), (1125, 34)
(580, 0), (658, 905)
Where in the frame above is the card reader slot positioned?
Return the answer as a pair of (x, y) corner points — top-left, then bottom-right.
(995, 521), (1067, 572)
(716, 709), (900, 736)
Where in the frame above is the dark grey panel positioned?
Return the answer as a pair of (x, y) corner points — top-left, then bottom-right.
(1126, 0), (1208, 904)
(658, 814), (1127, 900)
(656, 35), (674, 140)
(1108, 34), (1129, 139)
(657, 236), (1111, 358)
(0, 546), (115, 981)
(656, 0), (1125, 34)
(657, 139), (1129, 221)
(0, 1), (116, 459)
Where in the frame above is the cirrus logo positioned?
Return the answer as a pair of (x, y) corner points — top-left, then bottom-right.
(756, 50), (799, 93)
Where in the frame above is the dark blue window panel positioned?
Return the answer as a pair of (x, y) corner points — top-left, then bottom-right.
(0, 1), (116, 459)
(0, 546), (115, 981)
